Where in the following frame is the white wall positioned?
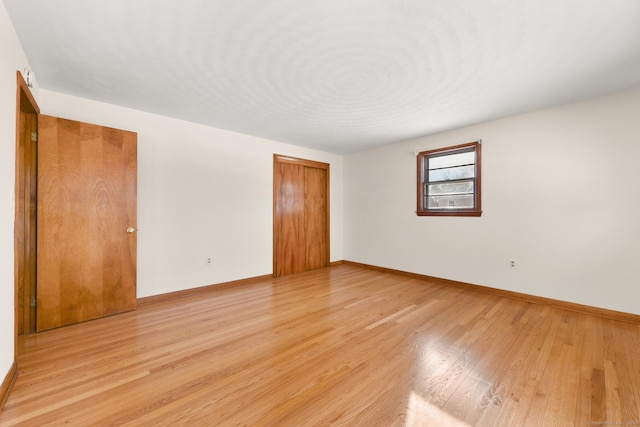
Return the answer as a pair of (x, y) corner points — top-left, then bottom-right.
(0, 1), (39, 388)
(345, 86), (640, 315)
(39, 90), (343, 298)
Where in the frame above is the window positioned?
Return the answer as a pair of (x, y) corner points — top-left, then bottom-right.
(417, 141), (481, 216)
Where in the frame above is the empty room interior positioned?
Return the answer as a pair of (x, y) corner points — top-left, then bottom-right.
(1, 1), (640, 426)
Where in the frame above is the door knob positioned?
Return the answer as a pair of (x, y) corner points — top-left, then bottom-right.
(126, 227), (136, 234)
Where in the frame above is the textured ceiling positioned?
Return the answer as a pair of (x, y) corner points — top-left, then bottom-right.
(5, 0), (640, 154)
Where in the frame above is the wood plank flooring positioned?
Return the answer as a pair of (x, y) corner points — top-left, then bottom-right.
(2, 264), (639, 426)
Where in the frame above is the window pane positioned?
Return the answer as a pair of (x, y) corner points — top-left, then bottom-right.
(428, 151), (475, 170)
(426, 194), (474, 209)
(417, 141), (481, 216)
(427, 181), (474, 196)
(428, 164), (475, 182)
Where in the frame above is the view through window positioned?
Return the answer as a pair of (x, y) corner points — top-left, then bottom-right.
(416, 141), (482, 217)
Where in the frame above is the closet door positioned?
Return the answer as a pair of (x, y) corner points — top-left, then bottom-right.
(37, 115), (137, 331)
(273, 155), (329, 277)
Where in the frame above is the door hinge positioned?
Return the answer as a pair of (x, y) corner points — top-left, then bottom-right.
(30, 298), (37, 308)
(31, 132), (38, 142)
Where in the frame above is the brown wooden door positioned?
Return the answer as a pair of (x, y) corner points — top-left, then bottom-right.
(36, 115), (137, 331)
(273, 155), (329, 277)
(15, 72), (40, 335)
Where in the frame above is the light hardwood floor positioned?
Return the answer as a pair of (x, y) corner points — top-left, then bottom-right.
(2, 264), (639, 426)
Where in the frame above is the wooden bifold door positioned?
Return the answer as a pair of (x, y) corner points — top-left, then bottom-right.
(273, 155), (329, 277)
(36, 115), (138, 331)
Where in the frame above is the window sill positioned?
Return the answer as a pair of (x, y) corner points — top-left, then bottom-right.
(416, 210), (482, 217)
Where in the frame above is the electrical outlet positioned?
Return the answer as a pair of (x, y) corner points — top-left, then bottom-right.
(509, 260), (516, 269)
(206, 257), (213, 266)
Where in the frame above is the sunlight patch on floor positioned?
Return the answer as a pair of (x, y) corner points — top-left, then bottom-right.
(406, 391), (470, 427)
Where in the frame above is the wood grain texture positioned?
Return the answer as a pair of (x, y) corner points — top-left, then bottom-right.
(273, 155), (329, 278)
(36, 115), (137, 331)
(304, 166), (328, 271)
(0, 362), (17, 413)
(137, 274), (273, 306)
(344, 260), (640, 324)
(15, 70), (40, 338)
(2, 264), (638, 426)
(274, 160), (306, 277)
(24, 117), (38, 335)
